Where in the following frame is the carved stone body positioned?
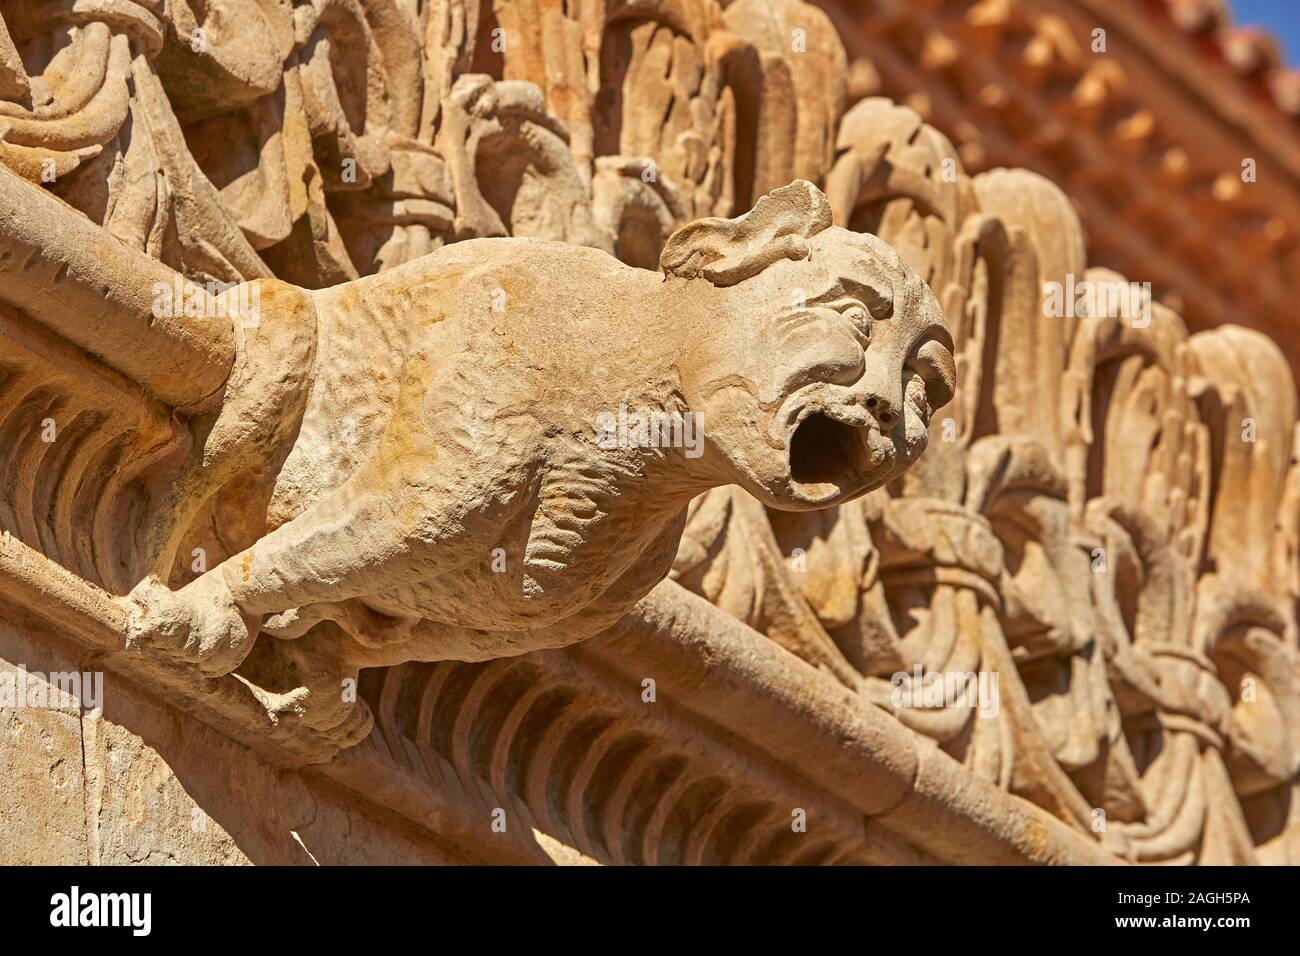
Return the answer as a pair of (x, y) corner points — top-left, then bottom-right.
(126, 182), (955, 680)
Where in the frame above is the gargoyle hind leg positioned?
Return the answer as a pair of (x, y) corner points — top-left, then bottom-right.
(356, 516), (686, 667)
(235, 620), (375, 749)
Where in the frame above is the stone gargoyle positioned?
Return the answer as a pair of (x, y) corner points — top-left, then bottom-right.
(124, 180), (955, 734)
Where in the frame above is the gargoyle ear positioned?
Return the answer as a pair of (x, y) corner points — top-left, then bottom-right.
(659, 180), (834, 287)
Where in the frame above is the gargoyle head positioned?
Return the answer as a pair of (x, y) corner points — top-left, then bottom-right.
(662, 181), (955, 509)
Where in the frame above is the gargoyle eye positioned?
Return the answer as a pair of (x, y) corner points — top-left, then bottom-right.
(835, 301), (871, 345)
(841, 303), (869, 326)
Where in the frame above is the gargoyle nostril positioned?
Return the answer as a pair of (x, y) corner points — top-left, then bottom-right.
(864, 395), (894, 426)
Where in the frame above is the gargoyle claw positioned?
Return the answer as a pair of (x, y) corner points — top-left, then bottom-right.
(123, 575), (255, 679)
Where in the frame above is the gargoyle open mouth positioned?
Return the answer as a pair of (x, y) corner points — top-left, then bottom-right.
(789, 411), (870, 486)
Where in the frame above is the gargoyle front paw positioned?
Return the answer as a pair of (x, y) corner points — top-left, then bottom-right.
(124, 575), (255, 678)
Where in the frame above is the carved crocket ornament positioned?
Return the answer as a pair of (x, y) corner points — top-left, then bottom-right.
(125, 181), (955, 701)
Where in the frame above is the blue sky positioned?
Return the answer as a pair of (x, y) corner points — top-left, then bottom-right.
(1233, 0), (1300, 66)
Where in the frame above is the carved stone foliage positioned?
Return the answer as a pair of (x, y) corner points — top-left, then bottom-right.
(671, 97), (1300, 864)
(0, 0), (853, 280)
(0, 0), (1296, 865)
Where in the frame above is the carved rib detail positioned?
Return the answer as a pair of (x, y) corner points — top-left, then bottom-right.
(363, 654), (881, 865)
(0, 302), (178, 591)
